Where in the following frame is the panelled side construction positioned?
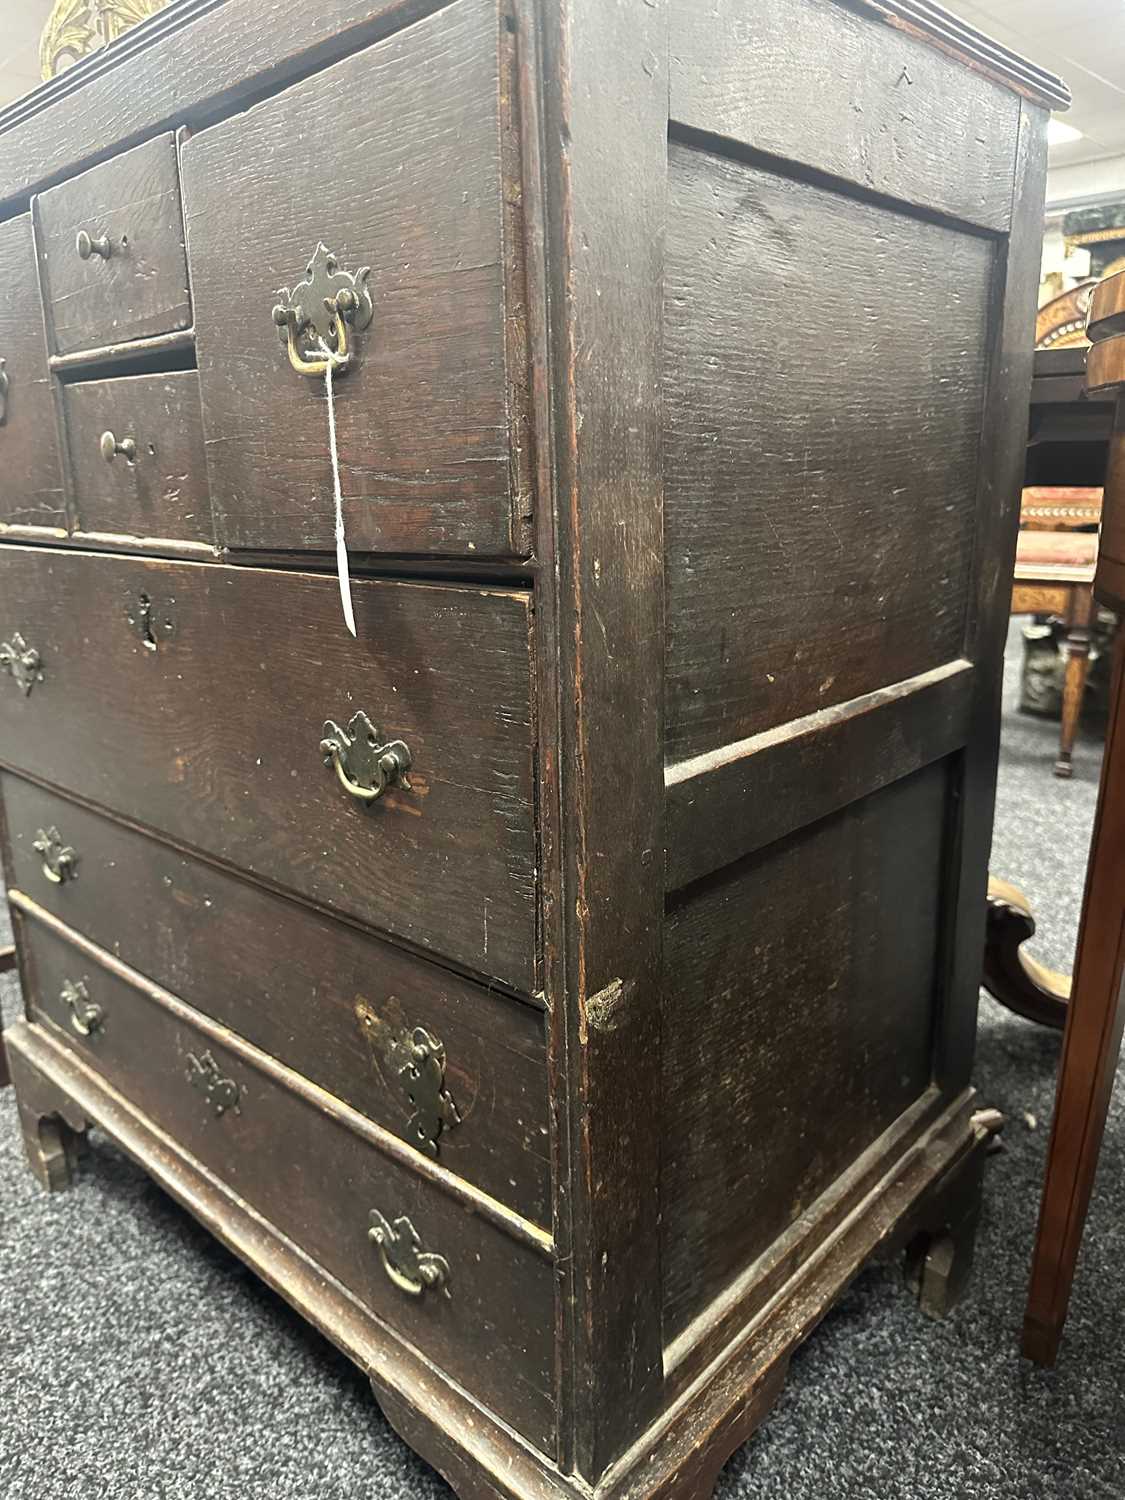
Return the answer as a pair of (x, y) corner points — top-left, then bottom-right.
(658, 0), (1029, 1378)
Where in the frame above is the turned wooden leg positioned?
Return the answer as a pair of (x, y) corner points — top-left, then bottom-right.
(17, 1094), (84, 1192)
(1024, 633), (1125, 1364)
(1055, 586), (1095, 779)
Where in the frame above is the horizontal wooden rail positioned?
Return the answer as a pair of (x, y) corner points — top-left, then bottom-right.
(665, 659), (974, 891)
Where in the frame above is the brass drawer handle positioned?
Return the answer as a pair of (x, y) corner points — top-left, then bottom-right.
(321, 711), (411, 803)
(75, 229), (113, 261)
(356, 1003), (460, 1159)
(185, 1050), (241, 1117)
(0, 631), (43, 695)
(60, 977), (103, 1037)
(33, 826), (78, 884)
(100, 430), (136, 463)
(272, 242), (373, 378)
(368, 1210), (451, 1299)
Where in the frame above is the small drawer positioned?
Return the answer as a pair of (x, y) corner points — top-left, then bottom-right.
(17, 912), (556, 1452)
(0, 545), (536, 991)
(35, 133), (192, 357)
(2, 773), (550, 1225)
(0, 214), (65, 535)
(62, 371), (215, 551)
(180, 0), (528, 559)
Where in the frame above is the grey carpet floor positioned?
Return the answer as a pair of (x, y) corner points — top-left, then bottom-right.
(2, 621), (1123, 1500)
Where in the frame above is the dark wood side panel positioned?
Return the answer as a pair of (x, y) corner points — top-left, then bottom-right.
(18, 916), (556, 1452)
(62, 370), (215, 549)
(35, 133), (191, 357)
(663, 140), (995, 765)
(182, 0), (524, 559)
(665, 660), (973, 890)
(661, 761), (949, 1340)
(0, 547), (536, 991)
(2, 773), (550, 1224)
(0, 214), (66, 534)
(670, 0), (1020, 232)
(935, 101), (1051, 1092)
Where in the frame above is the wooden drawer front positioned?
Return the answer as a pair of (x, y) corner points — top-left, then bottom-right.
(18, 914), (556, 1452)
(0, 547), (536, 991)
(62, 371), (214, 550)
(0, 214), (65, 533)
(180, 0), (527, 559)
(35, 133), (191, 357)
(2, 773), (550, 1224)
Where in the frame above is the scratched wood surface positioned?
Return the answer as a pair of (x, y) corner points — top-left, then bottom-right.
(19, 910), (556, 1449)
(1, 772), (550, 1224)
(35, 133), (191, 357)
(0, 546), (536, 991)
(670, 0), (1022, 232)
(182, 0), (527, 559)
(661, 762), (946, 1339)
(0, 214), (65, 534)
(62, 370), (215, 548)
(663, 141), (994, 767)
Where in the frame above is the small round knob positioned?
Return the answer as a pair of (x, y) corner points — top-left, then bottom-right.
(76, 229), (112, 261)
(100, 430), (136, 463)
(334, 286), (357, 317)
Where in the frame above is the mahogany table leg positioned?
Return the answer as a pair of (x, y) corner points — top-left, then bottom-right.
(1055, 585), (1095, 779)
(1023, 634), (1125, 1364)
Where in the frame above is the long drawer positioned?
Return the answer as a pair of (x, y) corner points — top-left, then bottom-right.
(0, 547), (536, 991)
(16, 909), (556, 1451)
(1, 772), (550, 1225)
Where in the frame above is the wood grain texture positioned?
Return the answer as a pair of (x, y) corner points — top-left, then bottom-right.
(661, 762), (948, 1339)
(0, 214), (66, 534)
(182, 0), (524, 559)
(664, 660), (973, 890)
(535, 0), (670, 1476)
(933, 102), (1050, 1094)
(663, 141), (994, 764)
(670, 0), (1021, 231)
(2, 772), (550, 1223)
(0, 546), (536, 991)
(35, 133), (191, 357)
(62, 370), (215, 549)
(19, 914), (556, 1450)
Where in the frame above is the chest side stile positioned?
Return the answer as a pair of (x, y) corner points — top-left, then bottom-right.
(934, 98), (1050, 1093)
(534, 0), (669, 1482)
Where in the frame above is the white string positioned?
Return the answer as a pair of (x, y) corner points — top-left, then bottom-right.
(317, 339), (356, 638)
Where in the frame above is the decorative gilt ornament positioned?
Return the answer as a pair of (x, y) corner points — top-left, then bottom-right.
(40, 0), (169, 81)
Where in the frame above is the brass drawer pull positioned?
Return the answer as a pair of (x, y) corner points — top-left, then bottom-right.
(185, 1050), (241, 1117)
(100, 430), (136, 463)
(272, 242), (373, 378)
(321, 711), (411, 803)
(0, 631), (43, 695)
(60, 977), (103, 1037)
(356, 1003), (460, 1159)
(368, 1210), (450, 1299)
(33, 826), (78, 884)
(75, 229), (113, 261)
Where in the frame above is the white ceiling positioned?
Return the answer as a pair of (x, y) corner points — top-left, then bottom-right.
(954, 0), (1125, 167)
(0, 0), (53, 109)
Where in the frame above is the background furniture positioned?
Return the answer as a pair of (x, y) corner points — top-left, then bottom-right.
(1024, 271), (1125, 1366)
(1012, 485), (1102, 777)
(0, 4), (1065, 1498)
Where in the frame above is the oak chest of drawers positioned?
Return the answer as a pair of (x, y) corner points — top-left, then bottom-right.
(0, 2), (1065, 1497)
